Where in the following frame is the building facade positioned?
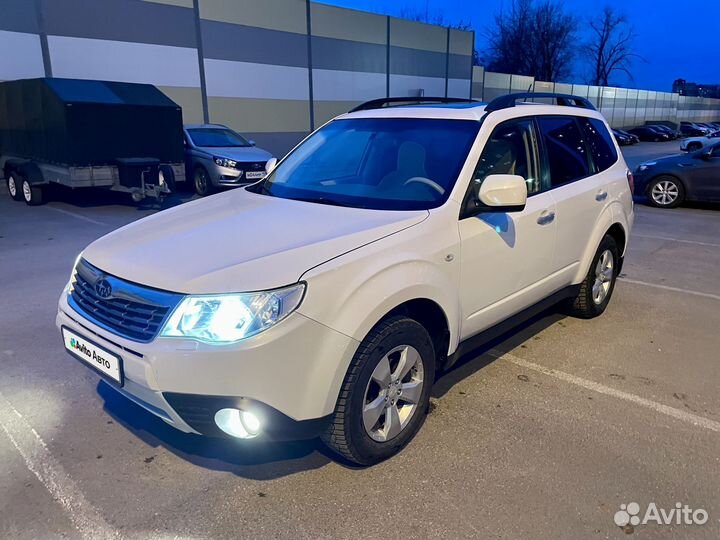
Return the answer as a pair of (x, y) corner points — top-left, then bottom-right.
(0, 0), (475, 155)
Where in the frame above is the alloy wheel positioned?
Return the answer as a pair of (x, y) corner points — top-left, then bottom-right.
(592, 249), (614, 305)
(195, 169), (208, 195)
(22, 180), (32, 203)
(363, 345), (425, 442)
(7, 176), (17, 197)
(651, 180), (679, 206)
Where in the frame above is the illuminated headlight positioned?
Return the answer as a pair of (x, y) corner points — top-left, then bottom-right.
(638, 162), (656, 172)
(160, 283), (305, 343)
(213, 156), (238, 169)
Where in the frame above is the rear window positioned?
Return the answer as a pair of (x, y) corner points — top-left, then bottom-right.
(537, 116), (590, 186)
(579, 117), (618, 172)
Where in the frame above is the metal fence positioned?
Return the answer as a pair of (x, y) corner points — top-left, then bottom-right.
(471, 67), (720, 128)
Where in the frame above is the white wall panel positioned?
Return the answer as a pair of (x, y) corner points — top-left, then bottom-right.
(48, 36), (200, 87)
(389, 74), (445, 97)
(447, 78), (471, 99)
(312, 69), (385, 101)
(0, 31), (45, 80)
(204, 58), (309, 100)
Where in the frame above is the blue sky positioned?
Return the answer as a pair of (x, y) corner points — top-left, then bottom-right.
(320, 0), (720, 92)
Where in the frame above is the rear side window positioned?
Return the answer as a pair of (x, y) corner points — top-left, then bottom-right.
(537, 116), (590, 187)
(579, 118), (618, 172)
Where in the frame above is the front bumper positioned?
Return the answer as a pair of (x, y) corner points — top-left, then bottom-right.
(57, 292), (359, 440)
(210, 163), (266, 186)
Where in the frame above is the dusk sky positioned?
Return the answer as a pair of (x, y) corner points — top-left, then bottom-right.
(320, 0), (720, 92)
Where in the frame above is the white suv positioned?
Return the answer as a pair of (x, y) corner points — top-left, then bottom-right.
(57, 93), (634, 465)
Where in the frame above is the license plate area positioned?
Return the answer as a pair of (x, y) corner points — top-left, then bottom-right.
(245, 171), (266, 180)
(62, 327), (124, 385)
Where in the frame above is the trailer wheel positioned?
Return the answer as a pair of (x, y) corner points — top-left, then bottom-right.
(7, 174), (24, 201)
(21, 179), (44, 206)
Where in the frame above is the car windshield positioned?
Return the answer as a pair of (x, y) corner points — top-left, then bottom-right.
(187, 128), (251, 147)
(246, 117), (480, 210)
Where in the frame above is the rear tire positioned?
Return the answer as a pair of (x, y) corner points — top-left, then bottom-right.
(21, 178), (44, 206)
(159, 165), (176, 193)
(321, 316), (435, 465)
(566, 235), (620, 319)
(647, 175), (684, 208)
(7, 173), (24, 201)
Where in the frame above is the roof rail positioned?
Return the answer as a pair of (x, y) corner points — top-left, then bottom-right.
(350, 97), (481, 112)
(485, 92), (596, 113)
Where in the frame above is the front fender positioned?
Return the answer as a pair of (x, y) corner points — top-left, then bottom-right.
(297, 216), (461, 353)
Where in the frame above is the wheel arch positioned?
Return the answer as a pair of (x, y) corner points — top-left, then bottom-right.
(573, 206), (629, 284)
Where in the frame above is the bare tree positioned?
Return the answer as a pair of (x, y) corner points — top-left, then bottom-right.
(585, 6), (641, 86)
(484, 0), (577, 81)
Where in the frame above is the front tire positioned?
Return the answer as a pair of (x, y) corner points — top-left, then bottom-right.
(322, 316), (435, 465)
(193, 166), (213, 197)
(566, 235), (620, 319)
(647, 175), (684, 208)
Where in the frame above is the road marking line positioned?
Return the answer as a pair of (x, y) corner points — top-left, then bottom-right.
(46, 207), (107, 226)
(0, 391), (119, 540)
(633, 233), (720, 248)
(618, 277), (720, 301)
(489, 349), (720, 434)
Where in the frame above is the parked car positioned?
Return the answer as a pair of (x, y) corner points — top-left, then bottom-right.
(635, 142), (720, 207)
(627, 126), (670, 141)
(612, 129), (634, 145)
(647, 124), (678, 139)
(57, 93), (633, 465)
(680, 122), (710, 136)
(680, 130), (720, 151)
(615, 129), (640, 144)
(184, 124), (274, 197)
(1, 78), (185, 205)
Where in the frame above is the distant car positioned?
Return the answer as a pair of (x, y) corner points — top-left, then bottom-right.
(680, 130), (720, 152)
(647, 124), (678, 139)
(627, 126), (670, 142)
(634, 142), (720, 207)
(612, 129), (634, 145)
(680, 122), (710, 136)
(184, 124), (275, 197)
(615, 129), (639, 144)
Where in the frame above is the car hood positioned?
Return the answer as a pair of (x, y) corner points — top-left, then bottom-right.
(196, 146), (273, 162)
(82, 190), (428, 294)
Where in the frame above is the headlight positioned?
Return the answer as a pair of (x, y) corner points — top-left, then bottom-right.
(638, 162), (656, 172)
(160, 283), (305, 344)
(213, 156), (238, 169)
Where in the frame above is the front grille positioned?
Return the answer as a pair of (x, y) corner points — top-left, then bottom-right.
(69, 259), (182, 342)
(239, 161), (267, 172)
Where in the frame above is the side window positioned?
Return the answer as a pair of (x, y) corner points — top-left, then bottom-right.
(579, 117), (618, 172)
(471, 118), (542, 195)
(537, 116), (590, 187)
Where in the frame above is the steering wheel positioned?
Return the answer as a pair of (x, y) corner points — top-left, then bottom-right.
(403, 176), (445, 195)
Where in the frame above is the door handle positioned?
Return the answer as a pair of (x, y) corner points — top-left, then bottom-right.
(595, 190), (608, 201)
(536, 210), (555, 225)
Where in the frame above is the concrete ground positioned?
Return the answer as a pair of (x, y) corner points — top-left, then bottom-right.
(1, 141), (719, 540)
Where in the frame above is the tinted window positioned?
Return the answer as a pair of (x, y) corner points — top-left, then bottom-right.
(579, 117), (618, 172)
(247, 118), (480, 210)
(187, 128), (251, 147)
(472, 118), (542, 195)
(537, 116), (590, 186)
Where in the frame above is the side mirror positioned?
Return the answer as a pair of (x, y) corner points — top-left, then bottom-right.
(248, 139), (256, 146)
(265, 157), (278, 174)
(477, 174), (528, 211)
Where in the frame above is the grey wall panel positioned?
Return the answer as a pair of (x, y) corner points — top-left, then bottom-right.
(311, 36), (386, 73)
(201, 19), (308, 67)
(310, 2), (386, 45)
(448, 53), (471, 80)
(389, 47), (446, 78)
(0, 0), (39, 33)
(40, 0), (196, 48)
(243, 131), (308, 157)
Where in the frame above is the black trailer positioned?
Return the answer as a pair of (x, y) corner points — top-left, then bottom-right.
(0, 78), (186, 205)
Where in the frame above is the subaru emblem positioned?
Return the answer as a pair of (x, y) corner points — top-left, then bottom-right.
(95, 279), (112, 299)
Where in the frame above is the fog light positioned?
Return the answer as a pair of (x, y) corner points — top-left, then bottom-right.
(214, 408), (261, 439)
